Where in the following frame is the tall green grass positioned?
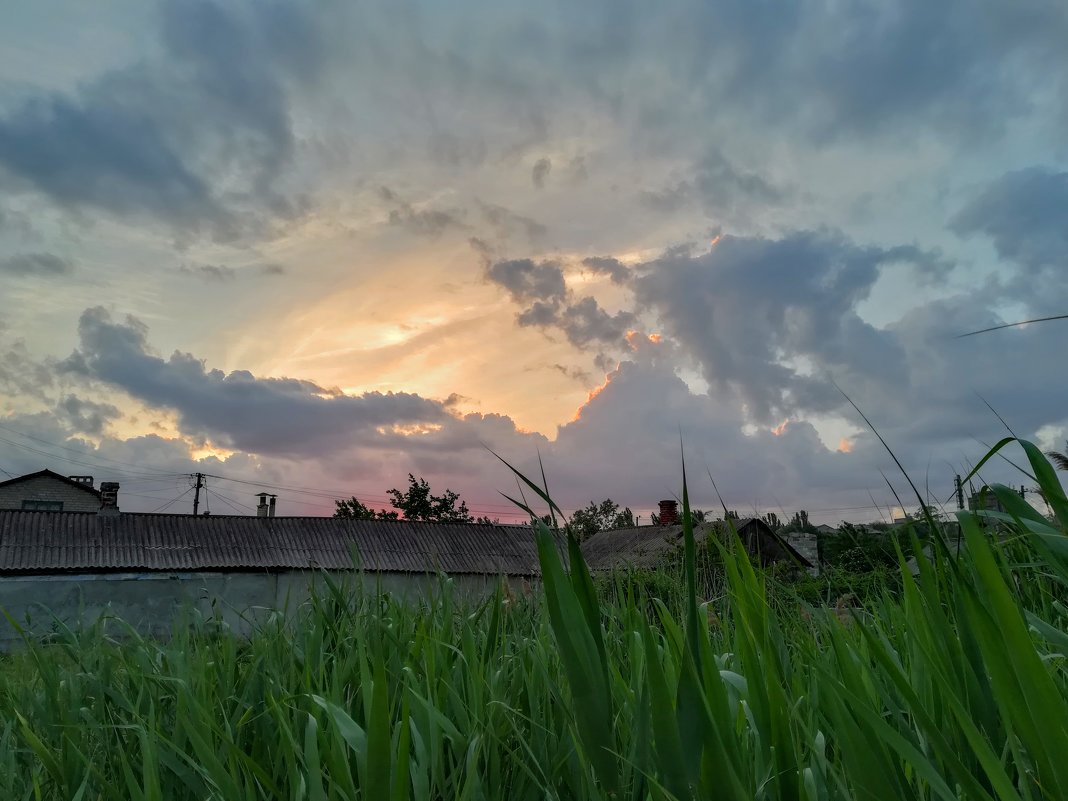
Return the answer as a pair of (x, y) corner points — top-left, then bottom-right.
(1, 438), (1067, 799)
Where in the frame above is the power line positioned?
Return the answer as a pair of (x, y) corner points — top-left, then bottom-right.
(150, 486), (194, 513)
(203, 488), (250, 515)
(0, 421), (186, 477)
(0, 434), (188, 481)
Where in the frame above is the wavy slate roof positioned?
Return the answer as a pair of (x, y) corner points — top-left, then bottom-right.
(0, 511), (542, 576)
(581, 518), (813, 570)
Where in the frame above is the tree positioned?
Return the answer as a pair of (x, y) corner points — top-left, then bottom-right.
(1048, 441), (1068, 471)
(334, 497), (398, 520)
(761, 512), (782, 530)
(783, 510), (817, 535)
(570, 499), (634, 539)
(386, 474), (473, 523)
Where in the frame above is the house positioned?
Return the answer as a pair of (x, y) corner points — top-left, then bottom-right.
(0, 481), (543, 648)
(581, 504), (814, 572)
(0, 470), (102, 512)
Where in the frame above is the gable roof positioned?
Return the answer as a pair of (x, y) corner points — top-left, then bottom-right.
(0, 511), (542, 576)
(0, 470), (101, 499)
(581, 517), (813, 570)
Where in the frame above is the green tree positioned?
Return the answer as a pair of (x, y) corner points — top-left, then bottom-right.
(761, 512), (781, 530)
(334, 497), (398, 520)
(387, 474), (473, 523)
(570, 499), (634, 539)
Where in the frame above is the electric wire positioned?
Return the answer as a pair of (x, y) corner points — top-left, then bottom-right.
(149, 486), (194, 513)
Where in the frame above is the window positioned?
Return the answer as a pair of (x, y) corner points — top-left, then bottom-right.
(21, 500), (64, 511)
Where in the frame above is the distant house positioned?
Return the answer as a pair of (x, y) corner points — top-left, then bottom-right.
(0, 470), (101, 512)
(581, 515), (814, 572)
(0, 480), (543, 648)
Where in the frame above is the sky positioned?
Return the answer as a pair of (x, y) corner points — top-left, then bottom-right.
(1, 0), (1066, 523)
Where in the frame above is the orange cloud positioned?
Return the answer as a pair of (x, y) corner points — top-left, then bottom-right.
(571, 372), (614, 421)
(771, 418), (790, 436)
(837, 437), (854, 453)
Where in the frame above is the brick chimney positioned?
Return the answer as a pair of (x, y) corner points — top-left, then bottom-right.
(99, 482), (120, 515)
(256, 493), (270, 517)
(658, 499), (679, 526)
(268, 495), (277, 518)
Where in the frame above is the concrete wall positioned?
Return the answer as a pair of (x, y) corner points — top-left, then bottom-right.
(0, 476), (99, 511)
(0, 570), (532, 649)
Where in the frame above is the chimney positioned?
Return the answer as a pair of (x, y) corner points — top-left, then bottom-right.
(256, 493), (270, 517)
(268, 495), (277, 518)
(99, 482), (120, 515)
(658, 499), (679, 526)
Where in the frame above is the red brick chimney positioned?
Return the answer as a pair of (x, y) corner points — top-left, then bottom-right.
(658, 499), (678, 526)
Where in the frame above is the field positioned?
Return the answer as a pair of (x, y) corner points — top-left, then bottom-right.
(2, 438), (1068, 800)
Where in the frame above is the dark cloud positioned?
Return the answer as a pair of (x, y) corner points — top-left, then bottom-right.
(516, 301), (562, 328)
(379, 186), (467, 238)
(531, 157), (552, 188)
(582, 256), (630, 284)
(180, 263), (236, 282)
(63, 307), (459, 457)
(485, 258), (566, 305)
(952, 167), (1068, 276)
(477, 201), (548, 243)
(0, 0), (325, 240)
(0, 341), (54, 401)
(642, 149), (783, 215)
(0, 252), (73, 277)
(488, 257), (637, 349)
(179, 261), (287, 281)
(632, 231), (948, 421)
(558, 297), (636, 348)
(54, 394), (121, 436)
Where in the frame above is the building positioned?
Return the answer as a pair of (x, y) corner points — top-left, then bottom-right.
(581, 514), (814, 572)
(0, 481), (544, 648)
(0, 470), (102, 512)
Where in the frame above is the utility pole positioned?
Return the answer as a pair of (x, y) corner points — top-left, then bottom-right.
(955, 475), (965, 510)
(192, 472), (204, 516)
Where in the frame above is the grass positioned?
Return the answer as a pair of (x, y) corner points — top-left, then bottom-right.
(1, 438), (1067, 799)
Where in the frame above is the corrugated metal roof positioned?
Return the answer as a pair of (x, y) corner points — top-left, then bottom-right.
(0, 511), (543, 575)
(580, 518), (813, 570)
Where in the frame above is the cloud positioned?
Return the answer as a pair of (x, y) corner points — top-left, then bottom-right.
(477, 201), (548, 243)
(54, 394), (121, 436)
(485, 258), (566, 305)
(0, 0), (325, 241)
(0, 252), (73, 277)
(632, 231), (950, 422)
(179, 263), (236, 282)
(379, 186), (467, 238)
(60, 307), (459, 457)
(582, 256), (630, 284)
(641, 149), (784, 216)
(178, 261), (287, 281)
(531, 157), (552, 188)
(952, 167), (1068, 276)
(557, 297), (637, 349)
(487, 258), (635, 349)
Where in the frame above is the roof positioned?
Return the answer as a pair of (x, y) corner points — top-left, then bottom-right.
(0, 470), (101, 498)
(581, 518), (814, 570)
(0, 511), (542, 576)
(581, 524), (689, 569)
